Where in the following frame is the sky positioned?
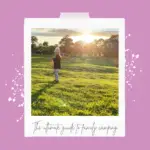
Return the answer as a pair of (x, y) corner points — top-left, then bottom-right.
(31, 28), (118, 45)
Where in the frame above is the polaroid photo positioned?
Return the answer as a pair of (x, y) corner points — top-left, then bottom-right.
(24, 13), (125, 137)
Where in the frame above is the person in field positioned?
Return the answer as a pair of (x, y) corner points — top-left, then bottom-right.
(52, 46), (61, 83)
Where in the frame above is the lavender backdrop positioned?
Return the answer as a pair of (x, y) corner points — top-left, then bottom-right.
(0, 0), (149, 149)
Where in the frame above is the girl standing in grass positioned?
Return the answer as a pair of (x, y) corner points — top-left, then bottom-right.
(52, 46), (61, 83)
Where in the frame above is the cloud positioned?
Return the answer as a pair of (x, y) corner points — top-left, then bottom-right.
(92, 31), (118, 37)
(31, 28), (118, 37)
(32, 28), (82, 37)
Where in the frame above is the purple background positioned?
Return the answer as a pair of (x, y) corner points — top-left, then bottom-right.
(0, 0), (149, 149)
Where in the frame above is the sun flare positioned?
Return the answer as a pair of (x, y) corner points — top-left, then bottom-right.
(72, 34), (97, 43)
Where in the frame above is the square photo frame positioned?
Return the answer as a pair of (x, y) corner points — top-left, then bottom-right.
(24, 13), (125, 137)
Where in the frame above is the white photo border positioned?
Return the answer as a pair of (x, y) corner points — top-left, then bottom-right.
(24, 18), (125, 137)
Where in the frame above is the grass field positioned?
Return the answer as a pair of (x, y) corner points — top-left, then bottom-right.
(32, 55), (118, 116)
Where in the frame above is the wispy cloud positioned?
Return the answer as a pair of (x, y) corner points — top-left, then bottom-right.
(32, 28), (118, 37)
(32, 28), (82, 37)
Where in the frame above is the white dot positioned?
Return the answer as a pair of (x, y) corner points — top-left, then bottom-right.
(133, 100), (135, 102)
(140, 69), (143, 72)
(16, 120), (19, 122)
(5, 83), (7, 86)
(8, 97), (12, 101)
(21, 93), (24, 98)
(128, 34), (131, 36)
(136, 54), (139, 59)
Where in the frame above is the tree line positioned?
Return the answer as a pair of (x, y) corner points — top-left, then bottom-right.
(31, 34), (118, 58)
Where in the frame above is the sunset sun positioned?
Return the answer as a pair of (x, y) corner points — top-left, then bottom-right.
(72, 34), (96, 43)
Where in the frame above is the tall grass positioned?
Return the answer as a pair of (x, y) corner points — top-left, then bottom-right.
(32, 55), (118, 116)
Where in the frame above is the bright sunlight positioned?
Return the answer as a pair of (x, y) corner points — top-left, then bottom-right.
(72, 34), (98, 43)
(71, 34), (108, 43)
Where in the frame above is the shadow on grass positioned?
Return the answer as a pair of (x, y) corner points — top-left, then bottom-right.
(32, 81), (56, 104)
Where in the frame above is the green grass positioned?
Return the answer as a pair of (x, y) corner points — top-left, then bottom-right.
(32, 55), (118, 116)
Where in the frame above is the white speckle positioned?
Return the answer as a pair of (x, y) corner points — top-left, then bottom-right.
(140, 69), (142, 72)
(132, 60), (134, 63)
(133, 66), (136, 69)
(128, 34), (131, 36)
(133, 100), (135, 102)
(16, 120), (19, 122)
(8, 97), (12, 102)
(5, 83), (7, 86)
(133, 74), (135, 76)
(21, 93), (24, 98)
(132, 54), (135, 58)
(11, 87), (14, 90)
(21, 104), (24, 107)
(13, 98), (16, 102)
(136, 54), (139, 59)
